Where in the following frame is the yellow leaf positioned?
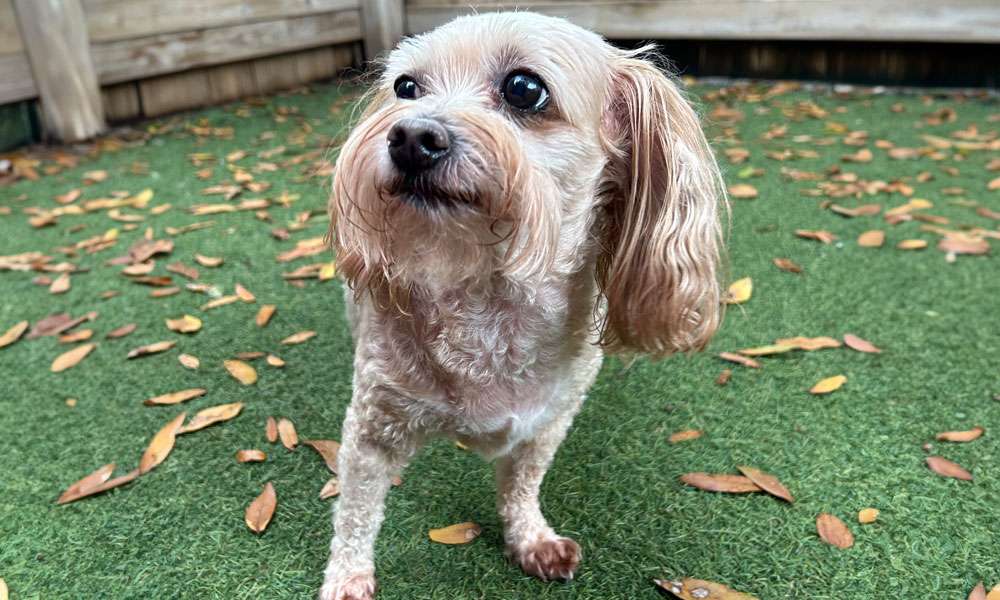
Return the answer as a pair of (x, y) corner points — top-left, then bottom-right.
(165, 314), (202, 334)
(281, 330), (316, 345)
(728, 184), (758, 199)
(319, 262), (337, 280)
(429, 522), (482, 545)
(179, 402), (244, 433)
(0, 320), (29, 349)
(896, 239), (928, 250)
(857, 230), (885, 248)
(669, 429), (703, 443)
(224, 360), (257, 385)
(739, 343), (795, 357)
(245, 482), (276, 534)
(256, 305), (276, 327)
(51, 343), (96, 373)
(140, 412), (186, 474)
(144, 388), (206, 406)
(858, 508), (880, 524)
(810, 375), (847, 395)
(725, 277), (752, 304)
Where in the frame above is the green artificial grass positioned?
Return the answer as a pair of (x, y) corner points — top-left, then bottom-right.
(1, 80), (998, 600)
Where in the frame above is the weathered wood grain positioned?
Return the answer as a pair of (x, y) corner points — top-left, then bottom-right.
(0, 52), (35, 104)
(101, 82), (141, 121)
(82, 0), (360, 43)
(362, 0), (405, 60)
(0, 0), (23, 55)
(91, 10), (362, 85)
(405, 1), (1000, 43)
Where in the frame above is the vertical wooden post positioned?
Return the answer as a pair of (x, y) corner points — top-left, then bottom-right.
(361, 0), (405, 61)
(13, 0), (106, 142)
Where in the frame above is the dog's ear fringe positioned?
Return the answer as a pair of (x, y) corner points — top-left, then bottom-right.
(595, 49), (729, 359)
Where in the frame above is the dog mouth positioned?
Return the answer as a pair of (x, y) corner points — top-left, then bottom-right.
(383, 174), (480, 210)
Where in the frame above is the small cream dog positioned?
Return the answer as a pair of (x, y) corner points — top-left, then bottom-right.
(322, 11), (725, 599)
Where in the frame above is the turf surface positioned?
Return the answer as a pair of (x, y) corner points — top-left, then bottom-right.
(0, 80), (998, 600)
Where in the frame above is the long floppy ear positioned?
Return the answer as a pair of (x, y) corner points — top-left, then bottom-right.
(596, 50), (726, 357)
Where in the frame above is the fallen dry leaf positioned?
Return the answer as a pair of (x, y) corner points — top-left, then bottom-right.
(201, 295), (240, 311)
(178, 353), (200, 369)
(772, 258), (802, 273)
(816, 513), (854, 549)
(59, 329), (93, 344)
(810, 375), (847, 395)
(57, 466), (140, 505)
(897, 239), (928, 250)
(280, 330), (316, 345)
(938, 236), (989, 256)
(857, 230), (885, 248)
(926, 456), (973, 481)
(106, 323), (137, 339)
(194, 254), (223, 267)
(669, 430), (703, 444)
(256, 305), (276, 327)
(718, 352), (761, 369)
(266, 354), (285, 367)
(680, 473), (762, 494)
(0, 576), (6, 600)
(830, 203), (882, 218)
(245, 482), (276, 534)
(969, 583), (986, 600)
(57, 463), (114, 504)
(266, 417), (278, 443)
(988, 584), (1000, 600)
(737, 466), (794, 502)
(842, 148), (873, 163)
(49, 272), (71, 294)
(179, 403), (244, 433)
(51, 343), (96, 373)
(235, 283), (256, 303)
(165, 314), (202, 334)
(935, 427), (985, 443)
(843, 334), (882, 354)
(224, 359), (257, 385)
(739, 343), (795, 357)
(320, 478), (340, 499)
(716, 369), (732, 385)
(728, 184), (758, 199)
(858, 508), (880, 524)
(776, 336), (841, 351)
(304, 440), (340, 472)
(654, 577), (758, 600)
(725, 278), (752, 304)
(144, 388), (206, 406)
(127, 340), (176, 359)
(236, 449), (266, 463)
(140, 412), (186, 474)
(795, 229), (837, 244)
(277, 418), (298, 449)
(0, 320), (29, 349)
(429, 522), (481, 545)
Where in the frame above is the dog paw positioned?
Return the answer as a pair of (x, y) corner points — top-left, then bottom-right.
(511, 534), (581, 582)
(319, 572), (377, 600)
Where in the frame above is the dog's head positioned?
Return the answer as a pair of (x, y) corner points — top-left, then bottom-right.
(331, 12), (725, 356)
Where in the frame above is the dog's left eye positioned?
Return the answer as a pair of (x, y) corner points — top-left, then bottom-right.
(501, 71), (549, 112)
(394, 76), (420, 100)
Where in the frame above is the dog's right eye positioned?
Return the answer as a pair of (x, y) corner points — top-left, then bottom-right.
(394, 76), (420, 100)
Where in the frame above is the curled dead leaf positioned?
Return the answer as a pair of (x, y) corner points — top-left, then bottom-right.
(810, 375), (847, 395)
(816, 513), (854, 549)
(680, 473), (762, 494)
(236, 449), (267, 463)
(654, 577), (759, 600)
(858, 508), (880, 524)
(0, 321), (29, 349)
(281, 330), (316, 345)
(57, 466), (140, 505)
(51, 343), (96, 373)
(256, 304), (276, 327)
(127, 340), (176, 359)
(245, 482), (276, 534)
(429, 522), (481, 545)
(320, 478), (340, 499)
(106, 323), (137, 339)
(736, 466), (794, 502)
(303, 439), (340, 473)
(843, 334), (881, 354)
(194, 254), (223, 267)
(277, 418), (298, 449)
(179, 402), (244, 434)
(772, 258), (802, 273)
(935, 427), (985, 443)
(224, 360), (257, 385)
(926, 456), (973, 481)
(165, 315), (202, 334)
(669, 430), (703, 444)
(718, 352), (761, 369)
(725, 278), (752, 304)
(140, 412), (186, 474)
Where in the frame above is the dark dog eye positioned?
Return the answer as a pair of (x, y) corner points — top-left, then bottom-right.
(502, 71), (549, 112)
(394, 76), (420, 100)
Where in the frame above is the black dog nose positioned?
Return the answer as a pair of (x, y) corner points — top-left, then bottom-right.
(387, 117), (450, 173)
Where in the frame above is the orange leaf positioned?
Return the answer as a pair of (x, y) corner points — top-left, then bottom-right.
(654, 577), (759, 600)
(127, 340), (176, 359)
(319, 478), (340, 499)
(737, 466), (794, 502)
(57, 467), (140, 505)
(772, 258), (802, 273)
(179, 402), (243, 434)
(935, 427), (985, 443)
(969, 583), (986, 600)
(857, 230), (885, 248)
(105, 323), (137, 339)
(858, 508), (880, 524)
(303, 439), (340, 473)
(843, 334), (881, 354)
(165, 315), (202, 334)
(57, 463), (115, 504)
(810, 375), (846, 395)
(728, 184), (758, 199)
(245, 482), (276, 533)
(140, 412), (186, 474)
(51, 343), (96, 372)
(224, 360), (257, 385)
(0, 320), (29, 349)
(680, 473), (762, 494)
(926, 456), (973, 481)
(256, 305), (276, 327)
(816, 513), (854, 549)
(896, 239), (928, 250)
(280, 330), (316, 345)
(277, 418), (298, 449)
(428, 522), (481, 544)
(266, 417), (278, 443)
(236, 449), (266, 463)
(669, 430), (703, 444)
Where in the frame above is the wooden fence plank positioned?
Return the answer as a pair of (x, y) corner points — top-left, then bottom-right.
(101, 82), (141, 121)
(207, 62), (260, 104)
(0, 52), (36, 104)
(139, 69), (213, 117)
(362, 0), (405, 60)
(92, 10), (362, 85)
(83, 0), (359, 43)
(405, 1), (1000, 43)
(0, 0), (23, 55)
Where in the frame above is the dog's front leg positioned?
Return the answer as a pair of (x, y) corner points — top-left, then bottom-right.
(496, 406), (583, 582)
(320, 399), (418, 600)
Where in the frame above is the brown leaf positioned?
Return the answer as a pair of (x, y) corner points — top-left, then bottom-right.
(809, 375), (846, 395)
(57, 463), (115, 504)
(49, 272), (71, 294)
(816, 513), (854, 549)
(926, 456), (973, 481)
(122, 262), (155, 276)
(718, 352), (761, 369)
(166, 261), (199, 280)
(842, 148), (873, 163)
(280, 330), (316, 345)
(179, 402), (243, 433)
(277, 418), (298, 449)
(715, 369), (732, 386)
(303, 440), (340, 472)
(0, 321), (29, 349)
(51, 343), (96, 372)
(150, 287), (181, 298)
(235, 283), (256, 303)
(266, 417), (278, 443)
(795, 229), (837, 244)
(938, 236), (990, 256)
(127, 340), (176, 359)
(843, 334), (881, 354)
(772, 258), (802, 273)
(669, 430), (703, 444)
(201, 295), (240, 311)
(737, 466), (794, 502)
(319, 478), (340, 499)
(165, 314), (202, 334)
(106, 323), (137, 339)
(969, 583), (987, 600)
(236, 351), (265, 360)
(245, 482), (276, 534)
(59, 329), (93, 344)
(728, 184), (758, 199)
(57, 467), (140, 505)
(858, 508), (880, 524)
(256, 304), (276, 327)
(178, 353), (200, 369)
(830, 203), (882, 218)
(935, 426), (985, 443)
(654, 577), (759, 600)
(857, 230), (885, 248)
(680, 473), (762, 494)
(224, 359), (257, 385)
(29, 312), (94, 339)
(429, 522), (482, 545)
(236, 449), (266, 463)
(140, 412), (186, 474)
(144, 388), (206, 406)
(194, 254), (223, 267)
